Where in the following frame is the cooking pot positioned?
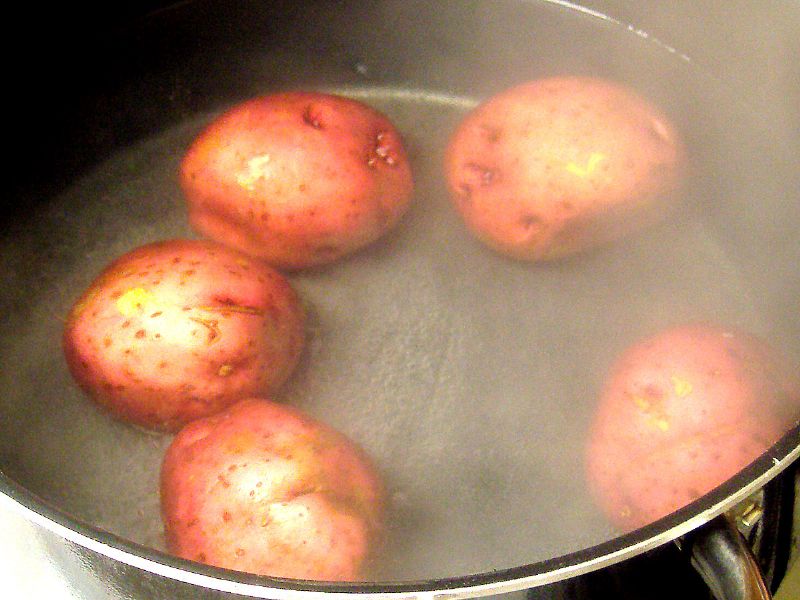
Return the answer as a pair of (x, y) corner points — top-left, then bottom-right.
(2, 1), (799, 598)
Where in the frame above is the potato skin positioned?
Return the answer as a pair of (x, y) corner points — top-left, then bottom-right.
(62, 240), (305, 431)
(445, 77), (685, 261)
(586, 324), (800, 532)
(181, 92), (414, 270)
(160, 398), (385, 581)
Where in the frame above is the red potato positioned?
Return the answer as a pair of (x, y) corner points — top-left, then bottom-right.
(160, 398), (385, 581)
(180, 91), (414, 270)
(445, 77), (686, 261)
(62, 240), (305, 431)
(586, 324), (800, 532)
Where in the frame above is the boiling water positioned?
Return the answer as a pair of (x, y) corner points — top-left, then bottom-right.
(0, 0), (798, 584)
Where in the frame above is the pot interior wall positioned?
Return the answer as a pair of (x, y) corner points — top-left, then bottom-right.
(1, 0), (799, 586)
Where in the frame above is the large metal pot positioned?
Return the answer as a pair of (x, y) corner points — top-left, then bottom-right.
(1, 1), (799, 598)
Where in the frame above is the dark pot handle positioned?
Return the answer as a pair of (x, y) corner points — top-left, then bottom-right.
(687, 514), (771, 600)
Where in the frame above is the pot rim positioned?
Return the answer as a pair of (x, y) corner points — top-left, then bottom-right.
(2, 424), (798, 599)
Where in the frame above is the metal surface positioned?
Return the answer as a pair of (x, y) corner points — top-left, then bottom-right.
(690, 517), (772, 600)
(1, 0), (799, 597)
(0, 496), (83, 599)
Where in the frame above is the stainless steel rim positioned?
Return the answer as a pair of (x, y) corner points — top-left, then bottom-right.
(2, 425), (798, 599)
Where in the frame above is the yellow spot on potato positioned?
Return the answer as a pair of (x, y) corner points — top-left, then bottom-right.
(116, 288), (156, 317)
(218, 364), (234, 377)
(633, 392), (671, 431)
(236, 154), (272, 191)
(671, 375), (693, 398)
(566, 152), (606, 178)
